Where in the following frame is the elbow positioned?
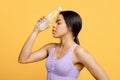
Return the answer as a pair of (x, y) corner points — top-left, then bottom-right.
(18, 58), (29, 64)
(96, 76), (110, 80)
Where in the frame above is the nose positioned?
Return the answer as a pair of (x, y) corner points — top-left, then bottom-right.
(53, 23), (57, 28)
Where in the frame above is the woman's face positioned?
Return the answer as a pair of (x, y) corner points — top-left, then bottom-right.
(52, 14), (70, 38)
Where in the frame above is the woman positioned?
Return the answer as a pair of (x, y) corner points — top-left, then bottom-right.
(18, 11), (109, 80)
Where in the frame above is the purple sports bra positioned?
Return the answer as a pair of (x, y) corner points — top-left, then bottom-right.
(46, 44), (80, 80)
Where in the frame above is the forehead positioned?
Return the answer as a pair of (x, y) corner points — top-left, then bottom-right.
(56, 14), (64, 21)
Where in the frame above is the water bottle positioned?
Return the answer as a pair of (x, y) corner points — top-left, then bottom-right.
(36, 7), (62, 30)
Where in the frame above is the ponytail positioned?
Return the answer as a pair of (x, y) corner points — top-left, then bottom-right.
(74, 37), (80, 45)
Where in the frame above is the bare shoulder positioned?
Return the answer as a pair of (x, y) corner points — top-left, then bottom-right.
(74, 45), (93, 63)
(42, 43), (58, 52)
(74, 45), (89, 55)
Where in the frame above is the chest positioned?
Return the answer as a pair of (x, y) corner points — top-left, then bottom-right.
(46, 55), (73, 76)
(53, 46), (71, 60)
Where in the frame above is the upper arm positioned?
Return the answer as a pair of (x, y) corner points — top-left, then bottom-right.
(75, 47), (109, 80)
(22, 43), (57, 63)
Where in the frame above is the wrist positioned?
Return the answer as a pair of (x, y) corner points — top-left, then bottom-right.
(31, 30), (40, 39)
(33, 30), (40, 34)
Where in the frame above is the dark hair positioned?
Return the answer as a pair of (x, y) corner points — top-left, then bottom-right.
(60, 11), (82, 45)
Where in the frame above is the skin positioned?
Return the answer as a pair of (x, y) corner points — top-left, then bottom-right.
(18, 14), (109, 80)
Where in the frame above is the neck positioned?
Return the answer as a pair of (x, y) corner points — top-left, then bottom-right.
(59, 34), (75, 48)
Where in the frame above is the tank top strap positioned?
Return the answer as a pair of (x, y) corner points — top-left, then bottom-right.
(70, 43), (78, 53)
(48, 44), (78, 59)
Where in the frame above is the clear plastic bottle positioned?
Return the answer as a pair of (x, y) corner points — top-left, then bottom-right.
(36, 7), (62, 30)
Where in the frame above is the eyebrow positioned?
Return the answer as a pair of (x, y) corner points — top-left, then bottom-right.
(56, 19), (61, 23)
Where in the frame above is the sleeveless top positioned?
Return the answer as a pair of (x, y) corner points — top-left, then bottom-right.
(46, 44), (80, 80)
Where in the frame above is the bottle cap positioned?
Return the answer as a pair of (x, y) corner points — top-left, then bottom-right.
(57, 7), (62, 11)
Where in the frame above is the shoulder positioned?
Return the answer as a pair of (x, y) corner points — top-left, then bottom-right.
(42, 43), (59, 52)
(74, 45), (94, 63)
(74, 45), (88, 55)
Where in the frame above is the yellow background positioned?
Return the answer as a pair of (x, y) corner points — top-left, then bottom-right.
(0, 0), (120, 80)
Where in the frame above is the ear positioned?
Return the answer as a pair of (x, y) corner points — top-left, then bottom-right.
(68, 26), (72, 31)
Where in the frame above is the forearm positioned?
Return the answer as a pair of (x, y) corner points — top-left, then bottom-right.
(95, 72), (109, 80)
(18, 31), (39, 62)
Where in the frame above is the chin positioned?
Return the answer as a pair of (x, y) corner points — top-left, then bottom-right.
(52, 34), (61, 38)
(53, 36), (59, 38)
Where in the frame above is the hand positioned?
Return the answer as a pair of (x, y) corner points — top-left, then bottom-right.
(34, 16), (50, 32)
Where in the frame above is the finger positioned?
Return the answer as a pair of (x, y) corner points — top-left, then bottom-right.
(37, 18), (42, 22)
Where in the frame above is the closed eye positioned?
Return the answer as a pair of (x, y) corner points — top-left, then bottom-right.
(56, 19), (62, 25)
(57, 22), (61, 25)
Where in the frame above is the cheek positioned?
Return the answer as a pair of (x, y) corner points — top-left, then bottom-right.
(56, 26), (68, 36)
